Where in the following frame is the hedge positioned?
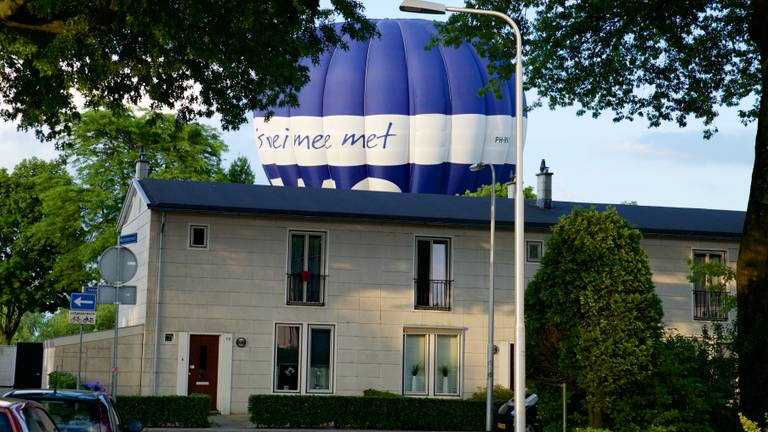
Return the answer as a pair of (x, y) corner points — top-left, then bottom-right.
(116, 394), (211, 427)
(249, 394), (489, 430)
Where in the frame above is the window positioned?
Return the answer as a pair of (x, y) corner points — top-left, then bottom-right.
(414, 237), (452, 310)
(403, 331), (461, 396)
(189, 224), (208, 249)
(274, 324), (301, 392)
(287, 231), (327, 305)
(273, 323), (335, 393)
(692, 250), (728, 321)
(526, 240), (543, 262)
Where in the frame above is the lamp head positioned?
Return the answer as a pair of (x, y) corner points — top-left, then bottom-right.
(399, 0), (447, 14)
(469, 162), (488, 172)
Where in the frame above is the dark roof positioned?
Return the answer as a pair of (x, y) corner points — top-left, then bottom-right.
(136, 179), (745, 239)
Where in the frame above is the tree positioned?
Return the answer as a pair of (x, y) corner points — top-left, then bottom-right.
(0, 158), (89, 343)
(61, 109), (227, 262)
(464, 183), (536, 198)
(219, 155), (256, 185)
(436, 0), (767, 419)
(0, 0), (376, 140)
(526, 207), (663, 429)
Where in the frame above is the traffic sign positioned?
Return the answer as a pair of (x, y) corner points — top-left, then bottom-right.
(98, 246), (137, 284)
(96, 285), (137, 305)
(69, 311), (96, 325)
(119, 233), (138, 245)
(70, 293), (97, 311)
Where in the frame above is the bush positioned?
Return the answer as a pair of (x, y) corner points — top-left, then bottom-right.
(116, 394), (210, 427)
(249, 394), (486, 430)
(468, 385), (515, 403)
(362, 389), (402, 398)
(48, 371), (76, 389)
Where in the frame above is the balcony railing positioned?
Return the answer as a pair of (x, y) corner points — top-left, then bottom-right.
(414, 279), (452, 311)
(286, 273), (327, 306)
(693, 289), (728, 321)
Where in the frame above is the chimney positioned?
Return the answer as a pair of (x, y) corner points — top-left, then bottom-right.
(536, 159), (553, 209)
(135, 147), (149, 180)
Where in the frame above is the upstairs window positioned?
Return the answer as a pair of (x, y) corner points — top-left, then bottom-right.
(526, 240), (543, 262)
(189, 224), (209, 249)
(287, 231), (327, 306)
(414, 237), (452, 310)
(692, 250), (728, 321)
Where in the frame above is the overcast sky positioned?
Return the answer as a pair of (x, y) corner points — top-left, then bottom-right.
(0, 1), (755, 211)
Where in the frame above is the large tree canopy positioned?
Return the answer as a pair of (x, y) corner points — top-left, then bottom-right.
(0, 0), (375, 139)
(437, 0), (767, 420)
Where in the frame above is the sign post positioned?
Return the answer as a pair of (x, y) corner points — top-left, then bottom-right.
(98, 245), (137, 397)
(69, 291), (97, 389)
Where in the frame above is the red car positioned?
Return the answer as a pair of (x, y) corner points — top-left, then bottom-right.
(0, 397), (60, 432)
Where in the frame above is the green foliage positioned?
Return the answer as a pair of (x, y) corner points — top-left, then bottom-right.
(0, 158), (89, 344)
(218, 156), (256, 184)
(468, 385), (515, 403)
(48, 371), (77, 389)
(61, 109), (228, 265)
(116, 394), (211, 428)
(362, 389), (402, 398)
(739, 413), (768, 432)
(464, 183), (536, 199)
(249, 394), (486, 430)
(526, 207), (663, 429)
(14, 305), (115, 342)
(687, 257), (737, 314)
(0, 1), (376, 140)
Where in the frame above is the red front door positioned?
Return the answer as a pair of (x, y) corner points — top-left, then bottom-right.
(188, 335), (219, 410)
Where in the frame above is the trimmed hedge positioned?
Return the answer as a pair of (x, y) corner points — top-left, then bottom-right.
(249, 394), (488, 430)
(116, 394), (211, 427)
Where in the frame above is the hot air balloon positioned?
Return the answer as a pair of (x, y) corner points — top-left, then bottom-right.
(252, 19), (526, 195)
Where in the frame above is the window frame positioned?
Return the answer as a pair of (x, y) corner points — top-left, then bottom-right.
(413, 236), (453, 311)
(286, 230), (328, 306)
(691, 249), (729, 322)
(402, 329), (463, 397)
(526, 240), (543, 263)
(188, 224), (209, 250)
(272, 322), (336, 395)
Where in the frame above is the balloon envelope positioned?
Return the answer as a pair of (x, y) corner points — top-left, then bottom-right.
(253, 19), (527, 195)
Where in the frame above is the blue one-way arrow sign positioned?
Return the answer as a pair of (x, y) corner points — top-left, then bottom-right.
(70, 293), (97, 312)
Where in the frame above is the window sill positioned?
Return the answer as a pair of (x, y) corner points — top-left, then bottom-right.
(286, 301), (325, 307)
(693, 317), (728, 322)
(414, 305), (451, 311)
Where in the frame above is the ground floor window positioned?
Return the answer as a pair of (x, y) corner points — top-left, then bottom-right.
(273, 323), (335, 393)
(403, 331), (461, 396)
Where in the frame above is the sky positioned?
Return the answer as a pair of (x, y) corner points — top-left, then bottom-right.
(0, 1), (756, 212)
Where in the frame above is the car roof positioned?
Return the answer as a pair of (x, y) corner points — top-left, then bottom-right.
(0, 397), (42, 409)
(4, 390), (103, 401)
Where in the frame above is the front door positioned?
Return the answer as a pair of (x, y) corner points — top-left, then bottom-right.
(14, 343), (43, 388)
(188, 335), (219, 410)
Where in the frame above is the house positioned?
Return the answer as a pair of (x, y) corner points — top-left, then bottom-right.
(41, 167), (743, 415)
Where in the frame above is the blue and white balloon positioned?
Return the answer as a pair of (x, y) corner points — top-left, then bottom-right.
(253, 19), (526, 195)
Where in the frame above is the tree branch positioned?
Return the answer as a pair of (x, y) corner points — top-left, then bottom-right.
(0, 0), (65, 33)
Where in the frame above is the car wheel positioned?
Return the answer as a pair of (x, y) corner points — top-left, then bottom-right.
(526, 425), (535, 432)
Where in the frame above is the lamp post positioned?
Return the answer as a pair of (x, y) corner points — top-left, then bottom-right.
(470, 162), (496, 432)
(399, 2), (526, 432)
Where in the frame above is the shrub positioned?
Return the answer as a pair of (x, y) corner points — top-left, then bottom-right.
(249, 394), (486, 430)
(48, 371), (76, 389)
(468, 385), (514, 403)
(362, 389), (402, 398)
(116, 394), (210, 427)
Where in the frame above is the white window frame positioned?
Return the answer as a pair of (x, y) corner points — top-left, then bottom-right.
(402, 330), (463, 397)
(526, 240), (543, 263)
(271, 322), (336, 394)
(188, 224), (209, 249)
(286, 230), (328, 306)
(691, 249), (729, 321)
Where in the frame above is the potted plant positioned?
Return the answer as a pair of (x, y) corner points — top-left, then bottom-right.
(439, 365), (450, 393)
(410, 363), (421, 392)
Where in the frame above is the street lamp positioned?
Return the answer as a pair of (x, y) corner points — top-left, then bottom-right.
(469, 162), (496, 432)
(399, 2), (526, 432)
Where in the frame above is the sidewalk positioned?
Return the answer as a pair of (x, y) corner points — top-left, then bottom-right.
(144, 414), (467, 432)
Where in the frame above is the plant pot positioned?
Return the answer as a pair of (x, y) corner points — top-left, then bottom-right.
(442, 376), (449, 393)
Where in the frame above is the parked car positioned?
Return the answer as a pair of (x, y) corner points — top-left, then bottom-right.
(496, 393), (539, 432)
(0, 397), (60, 432)
(3, 390), (141, 432)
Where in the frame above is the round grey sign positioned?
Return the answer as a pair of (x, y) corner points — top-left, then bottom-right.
(98, 246), (138, 284)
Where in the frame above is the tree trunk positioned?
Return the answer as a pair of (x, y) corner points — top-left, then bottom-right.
(738, 0), (768, 423)
(587, 400), (603, 429)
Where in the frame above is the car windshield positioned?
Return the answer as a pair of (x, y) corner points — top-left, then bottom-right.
(26, 399), (100, 432)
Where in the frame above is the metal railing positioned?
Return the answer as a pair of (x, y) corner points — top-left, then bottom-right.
(414, 279), (452, 310)
(693, 289), (728, 321)
(286, 273), (327, 306)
